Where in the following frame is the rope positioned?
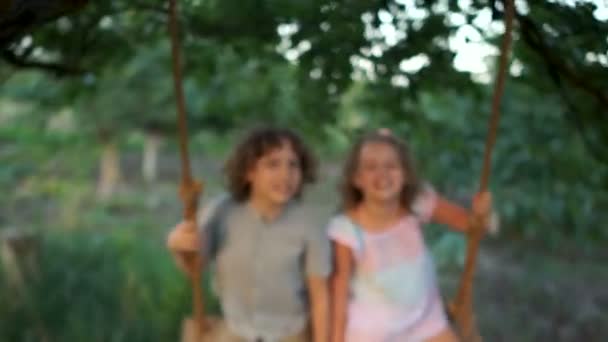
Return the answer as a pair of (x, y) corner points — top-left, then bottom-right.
(449, 0), (515, 341)
(168, 0), (205, 337)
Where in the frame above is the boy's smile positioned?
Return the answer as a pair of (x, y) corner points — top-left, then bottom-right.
(247, 141), (303, 212)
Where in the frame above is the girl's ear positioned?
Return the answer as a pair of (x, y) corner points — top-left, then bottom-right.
(352, 170), (363, 190)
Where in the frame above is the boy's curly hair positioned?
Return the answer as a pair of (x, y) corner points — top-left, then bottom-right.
(224, 127), (317, 202)
(340, 132), (421, 210)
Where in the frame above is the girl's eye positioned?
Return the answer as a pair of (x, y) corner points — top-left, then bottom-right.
(362, 162), (377, 172)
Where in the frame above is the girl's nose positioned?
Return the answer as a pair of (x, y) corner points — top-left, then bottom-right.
(378, 167), (391, 177)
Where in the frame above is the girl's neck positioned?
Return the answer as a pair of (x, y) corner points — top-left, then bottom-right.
(248, 195), (286, 222)
(355, 200), (405, 231)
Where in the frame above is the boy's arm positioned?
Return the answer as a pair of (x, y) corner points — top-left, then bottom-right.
(308, 275), (329, 342)
(168, 195), (231, 276)
(331, 242), (353, 342)
(305, 222), (331, 342)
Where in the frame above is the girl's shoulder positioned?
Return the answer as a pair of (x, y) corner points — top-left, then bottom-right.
(411, 182), (438, 223)
(327, 212), (357, 230)
(327, 213), (364, 251)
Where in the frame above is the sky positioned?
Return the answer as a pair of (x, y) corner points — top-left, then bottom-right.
(450, 0), (608, 76)
(317, 0), (608, 84)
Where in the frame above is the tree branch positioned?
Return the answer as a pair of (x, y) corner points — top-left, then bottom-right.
(131, 1), (166, 15)
(0, 0), (90, 48)
(1, 49), (84, 76)
(517, 13), (608, 109)
(517, 13), (608, 163)
(551, 65), (608, 162)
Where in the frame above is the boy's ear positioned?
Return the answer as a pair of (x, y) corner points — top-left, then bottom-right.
(245, 168), (254, 184)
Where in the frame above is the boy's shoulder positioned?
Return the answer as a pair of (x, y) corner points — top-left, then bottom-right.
(198, 193), (239, 226)
(283, 203), (317, 223)
(281, 203), (332, 233)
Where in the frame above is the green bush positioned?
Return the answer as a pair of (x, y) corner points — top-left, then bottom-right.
(0, 230), (220, 341)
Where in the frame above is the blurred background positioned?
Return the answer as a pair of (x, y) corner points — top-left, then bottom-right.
(1, 0), (607, 341)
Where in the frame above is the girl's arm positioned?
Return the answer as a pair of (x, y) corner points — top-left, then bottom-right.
(307, 275), (329, 342)
(332, 241), (354, 342)
(431, 192), (492, 233)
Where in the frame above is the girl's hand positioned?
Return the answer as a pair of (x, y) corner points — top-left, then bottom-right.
(471, 191), (499, 235)
(472, 191), (492, 217)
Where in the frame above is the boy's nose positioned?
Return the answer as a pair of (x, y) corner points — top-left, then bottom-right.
(275, 166), (292, 180)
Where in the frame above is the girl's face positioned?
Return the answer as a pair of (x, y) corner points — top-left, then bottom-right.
(354, 141), (406, 205)
(247, 141), (303, 207)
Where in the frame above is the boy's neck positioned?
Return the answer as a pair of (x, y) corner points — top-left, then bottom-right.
(248, 195), (286, 222)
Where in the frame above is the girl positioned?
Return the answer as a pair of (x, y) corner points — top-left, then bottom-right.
(169, 127), (331, 342)
(330, 131), (493, 342)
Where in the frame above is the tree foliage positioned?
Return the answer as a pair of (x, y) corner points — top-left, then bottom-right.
(1, 0), (607, 242)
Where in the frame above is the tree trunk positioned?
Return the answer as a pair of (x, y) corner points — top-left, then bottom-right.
(1, 230), (50, 341)
(142, 131), (163, 183)
(0, 230), (39, 290)
(96, 140), (122, 201)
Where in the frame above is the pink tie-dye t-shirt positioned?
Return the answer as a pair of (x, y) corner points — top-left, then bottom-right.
(329, 187), (448, 342)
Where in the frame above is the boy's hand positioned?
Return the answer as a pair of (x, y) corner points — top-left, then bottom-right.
(173, 252), (201, 278)
(167, 220), (201, 277)
(167, 220), (199, 252)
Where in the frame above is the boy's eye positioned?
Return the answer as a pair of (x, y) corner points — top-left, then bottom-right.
(266, 159), (280, 168)
(289, 159), (300, 169)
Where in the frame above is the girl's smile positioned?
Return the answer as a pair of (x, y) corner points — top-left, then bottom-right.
(354, 142), (406, 204)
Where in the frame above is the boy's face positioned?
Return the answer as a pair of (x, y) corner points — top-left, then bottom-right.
(354, 141), (405, 204)
(247, 140), (303, 207)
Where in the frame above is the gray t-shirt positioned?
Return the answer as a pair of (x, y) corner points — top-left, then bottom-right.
(198, 195), (331, 340)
